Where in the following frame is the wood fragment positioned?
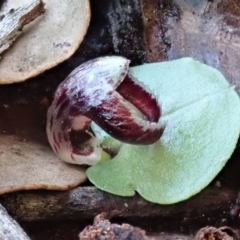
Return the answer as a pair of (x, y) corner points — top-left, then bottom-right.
(0, 0), (45, 56)
(79, 213), (153, 240)
(141, 0), (180, 62)
(195, 226), (240, 240)
(0, 203), (30, 240)
(0, 134), (87, 195)
(0, 186), (237, 222)
(0, 0), (90, 84)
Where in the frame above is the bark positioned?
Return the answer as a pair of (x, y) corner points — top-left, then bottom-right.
(0, 203), (30, 240)
(141, 0), (180, 62)
(0, 0), (45, 56)
(0, 186), (237, 222)
(79, 213), (153, 240)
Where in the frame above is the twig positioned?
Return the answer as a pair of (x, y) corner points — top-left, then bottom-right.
(0, 0), (45, 56)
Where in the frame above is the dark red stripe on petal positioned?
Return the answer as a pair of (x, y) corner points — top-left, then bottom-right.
(117, 74), (161, 122)
(58, 133), (62, 143)
(56, 98), (70, 120)
(63, 133), (69, 142)
(54, 144), (59, 154)
(72, 145), (94, 156)
(61, 118), (72, 131)
(71, 153), (75, 162)
(68, 105), (81, 117)
(53, 133), (60, 150)
(50, 116), (53, 132)
(56, 88), (68, 108)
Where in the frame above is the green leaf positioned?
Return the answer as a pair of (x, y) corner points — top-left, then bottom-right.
(87, 58), (240, 204)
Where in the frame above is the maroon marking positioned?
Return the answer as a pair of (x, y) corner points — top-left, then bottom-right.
(117, 75), (161, 122)
(58, 133), (62, 143)
(71, 153), (75, 161)
(56, 88), (67, 107)
(53, 133), (60, 150)
(61, 118), (72, 131)
(63, 133), (69, 142)
(68, 105), (81, 118)
(56, 98), (70, 120)
(72, 145), (94, 156)
(85, 94), (163, 144)
(54, 144), (59, 154)
(50, 116), (53, 132)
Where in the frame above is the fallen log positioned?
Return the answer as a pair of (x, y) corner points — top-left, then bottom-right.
(0, 203), (30, 240)
(0, 186), (237, 223)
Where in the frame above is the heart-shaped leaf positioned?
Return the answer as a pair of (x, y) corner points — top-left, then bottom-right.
(87, 58), (240, 204)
